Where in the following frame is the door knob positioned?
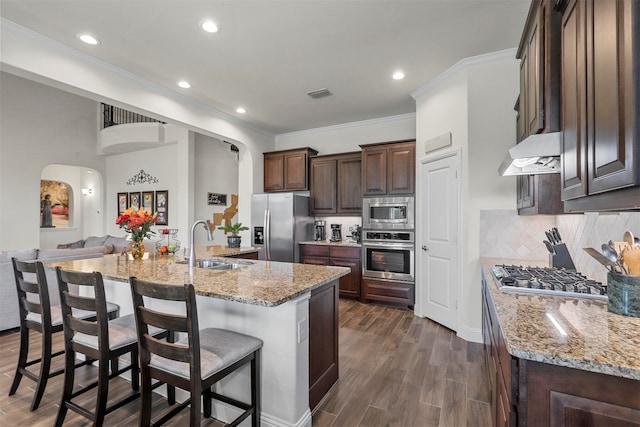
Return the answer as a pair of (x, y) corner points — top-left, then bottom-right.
(421, 245), (429, 251)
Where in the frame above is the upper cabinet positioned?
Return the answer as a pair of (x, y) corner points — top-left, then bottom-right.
(361, 140), (415, 196)
(558, 0), (640, 211)
(517, 0), (562, 141)
(310, 152), (362, 216)
(264, 147), (318, 192)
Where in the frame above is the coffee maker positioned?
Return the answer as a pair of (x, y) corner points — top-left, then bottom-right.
(330, 224), (342, 242)
(314, 220), (326, 241)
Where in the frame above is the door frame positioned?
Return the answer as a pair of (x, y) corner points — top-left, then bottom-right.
(414, 147), (462, 331)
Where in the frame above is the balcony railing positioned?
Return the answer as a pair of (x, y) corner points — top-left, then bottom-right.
(101, 103), (165, 129)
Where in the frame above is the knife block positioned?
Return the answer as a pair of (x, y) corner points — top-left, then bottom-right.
(550, 243), (576, 270)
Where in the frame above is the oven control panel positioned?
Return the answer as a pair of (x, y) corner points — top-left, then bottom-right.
(364, 231), (414, 242)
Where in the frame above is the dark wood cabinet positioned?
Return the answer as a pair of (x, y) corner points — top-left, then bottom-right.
(310, 152), (361, 216)
(263, 147), (317, 192)
(559, 0), (640, 211)
(361, 278), (414, 306)
(517, 174), (564, 214)
(361, 140), (415, 196)
(300, 244), (361, 299)
(482, 273), (640, 427)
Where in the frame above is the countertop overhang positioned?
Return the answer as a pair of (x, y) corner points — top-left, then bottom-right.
(46, 248), (349, 307)
(481, 257), (640, 380)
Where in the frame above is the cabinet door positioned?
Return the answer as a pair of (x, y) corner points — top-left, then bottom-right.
(330, 257), (361, 298)
(526, 7), (544, 135)
(284, 151), (309, 190)
(587, 0), (638, 195)
(264, 154), (285, 192)
(310, 158), (337, 215)
(516, 175), (534, 210)
(388, 143), (415, 195)
(301, 256), (329, 266)
(362, 147), (387, 195)
(561, 0), (588, 200)
(337, 155), (362, 214)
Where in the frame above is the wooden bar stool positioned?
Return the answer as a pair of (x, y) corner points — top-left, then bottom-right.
(54, 267), (165, 427)
(8, 258), (119, 411)
(130, 277), (263, 427)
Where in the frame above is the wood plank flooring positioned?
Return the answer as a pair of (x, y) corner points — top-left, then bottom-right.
(0, 299), (490, 426)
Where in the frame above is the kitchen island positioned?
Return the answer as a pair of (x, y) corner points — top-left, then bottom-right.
(46, 251), (350, 427)
(481, 257), (640, 426)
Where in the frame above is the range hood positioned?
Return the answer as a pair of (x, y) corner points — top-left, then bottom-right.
(498, 132), (562, 176)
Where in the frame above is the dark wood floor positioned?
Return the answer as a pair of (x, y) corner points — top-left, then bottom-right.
(0, 299), (490, 426)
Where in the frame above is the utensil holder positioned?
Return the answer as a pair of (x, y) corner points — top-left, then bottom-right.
(607, 272), (640, 317)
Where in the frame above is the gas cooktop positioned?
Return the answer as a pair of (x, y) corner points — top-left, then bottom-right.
(491, 265), (607, 301)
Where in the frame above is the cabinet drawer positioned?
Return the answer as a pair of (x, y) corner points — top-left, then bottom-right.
(329, 246), (360, 259)
(361, 278), (414, 305)
(300, 245), (329, 257)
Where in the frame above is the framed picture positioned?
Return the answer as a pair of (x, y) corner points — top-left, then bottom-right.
(155, 190), (168, 225)
(117, 192), (128, 215)
(129, 192), (141, 211)
(207, 192), (227, 206)
(142, 191), (154, 212)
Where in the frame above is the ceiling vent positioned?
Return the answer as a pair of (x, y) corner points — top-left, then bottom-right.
(306, 88), (332, 99)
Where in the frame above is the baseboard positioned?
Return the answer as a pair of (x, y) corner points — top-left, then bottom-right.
(458, 325), (483, 344)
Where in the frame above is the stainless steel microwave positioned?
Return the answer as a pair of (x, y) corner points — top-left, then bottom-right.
(362, 196), (415, 230)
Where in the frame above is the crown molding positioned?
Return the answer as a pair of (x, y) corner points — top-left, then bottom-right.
(276, 112), (416, 140)
(410, 48), (517, 99)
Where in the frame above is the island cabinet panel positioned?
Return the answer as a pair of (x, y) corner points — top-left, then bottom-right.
(361, 140), (416, 196)
(309, 281), (339, 411)
(559, 0), (640, 211)
(263, 147), (318, 192)
(300, 245), (362, 298)
(310, 152), (361, 216)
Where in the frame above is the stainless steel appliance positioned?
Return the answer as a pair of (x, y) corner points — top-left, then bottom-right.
(362, 230), (414, 282)
(362, 196), (415, 230)
(330, 224), (342, 242)
(491, 265), (606, 300)
(251, 193), (314, 262)
(314, 220), (326, 241)
(348, 225), (361, 243)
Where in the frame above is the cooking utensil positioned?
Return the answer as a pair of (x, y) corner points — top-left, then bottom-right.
(583, 248), (617, 272)
(622, 246), (640, 275)
(544, 240), (555, 254)
(601, 244), (627, 274)
(623, 231), (636, 247)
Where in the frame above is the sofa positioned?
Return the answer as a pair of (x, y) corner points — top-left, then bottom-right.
(0, 235), (131, 332)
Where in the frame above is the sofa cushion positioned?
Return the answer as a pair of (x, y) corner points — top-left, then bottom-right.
(104, 236), (130, 254)
(38, 246), (105, 261)
(57, 239), (85, 249)
(84, 235), (109, 248)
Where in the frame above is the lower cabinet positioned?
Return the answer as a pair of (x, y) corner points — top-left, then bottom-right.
(222, 251), (259, 260)
(300, 244), (361, 299)
(482, 275), (640, 426)
(361, 278), (414, 307)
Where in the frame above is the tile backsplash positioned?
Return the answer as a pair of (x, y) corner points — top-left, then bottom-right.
(480, 209), (640, 284)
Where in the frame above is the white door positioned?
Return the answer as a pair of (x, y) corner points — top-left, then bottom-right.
(417, 151), (459, 331)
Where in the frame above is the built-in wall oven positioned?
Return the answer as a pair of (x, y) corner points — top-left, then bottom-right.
(362, 196), (415, 230)
(362, 230), (414, 283)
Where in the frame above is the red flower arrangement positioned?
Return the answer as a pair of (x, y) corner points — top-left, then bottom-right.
(116, 208), (158, 241)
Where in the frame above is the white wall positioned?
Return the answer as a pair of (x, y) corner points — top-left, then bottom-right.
(193, 135), (240, 247)
(275, 113), (416, 154)
(413, 49), (520, 342)
(0, 72), (106, 250)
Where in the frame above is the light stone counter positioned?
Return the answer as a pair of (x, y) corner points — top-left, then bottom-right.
(298, 240), (362, 247)
(481, 257), (640, 381)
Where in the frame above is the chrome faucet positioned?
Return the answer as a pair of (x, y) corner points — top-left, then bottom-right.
(189, 220), (214, 268)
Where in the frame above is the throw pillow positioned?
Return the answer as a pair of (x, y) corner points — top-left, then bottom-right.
(57, 239), (85, 249)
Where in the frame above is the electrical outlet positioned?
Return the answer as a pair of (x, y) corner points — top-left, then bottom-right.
(297, 318), (308, 343)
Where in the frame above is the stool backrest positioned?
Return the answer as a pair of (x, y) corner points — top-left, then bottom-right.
(129, 278), (201, 379)
(56, 268), (109, 356)
(12, 258), (52, 329)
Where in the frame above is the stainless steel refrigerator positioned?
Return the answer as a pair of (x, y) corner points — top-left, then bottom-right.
(251, 193), (314, 262)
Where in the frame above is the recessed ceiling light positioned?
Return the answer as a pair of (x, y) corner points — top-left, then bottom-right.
(236, 107), (246, 114)
(201, 20), (219, 33)
(178, 81), (191, 89)
(392, 71), (405, 80)
(77, 33), (100, 45)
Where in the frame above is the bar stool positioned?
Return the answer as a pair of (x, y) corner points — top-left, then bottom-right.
(8, 258), (119, 411)
(54, 268), (165, 427)
(130, 277), (263, 427)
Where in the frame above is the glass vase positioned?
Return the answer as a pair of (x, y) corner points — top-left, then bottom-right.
(131, 239), (145, 260)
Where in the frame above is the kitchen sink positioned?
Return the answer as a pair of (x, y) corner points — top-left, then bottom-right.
(195, 259), (254, 270)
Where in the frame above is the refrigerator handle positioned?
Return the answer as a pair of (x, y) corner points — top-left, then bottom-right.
(264, 208), (271, 260)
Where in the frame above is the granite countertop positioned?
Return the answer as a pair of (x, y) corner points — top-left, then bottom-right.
(46, 250), (350, 307)
(193, 245), (261, 257)
(299, 240), (362, 247)
(481, 257), (640, 381)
